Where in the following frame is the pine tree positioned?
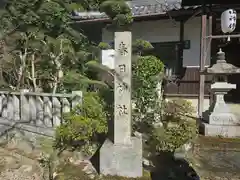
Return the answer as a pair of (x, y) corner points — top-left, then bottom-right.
(0, 0), (131, 92)
(84, 0), (133, 86)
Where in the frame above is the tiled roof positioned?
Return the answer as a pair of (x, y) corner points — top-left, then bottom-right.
(72, 0), (199, 21)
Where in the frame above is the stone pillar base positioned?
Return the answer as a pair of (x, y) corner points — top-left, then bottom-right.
(98, 137), (142, 178)
(207, 113), (239, 125)
(200, 122), (240, 137)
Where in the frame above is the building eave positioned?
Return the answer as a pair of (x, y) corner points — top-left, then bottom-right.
(71, 0), (188, 23)
(71, 8), (201, 24)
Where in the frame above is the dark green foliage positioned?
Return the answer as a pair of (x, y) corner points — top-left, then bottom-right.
(0, 0), (69, 35)
(80, 0), (107, 10)
(98, 42), (111, 50)
(100, 0), (133, 30)
(132, 39), (154, 55)
(0, 0), (133, 91)
(132, 55), (164, 132)
(55, 92), (108, 155)
(131, 40), (197, 154)
(0, 0), (111, 92)
(100, 0), (130, 18)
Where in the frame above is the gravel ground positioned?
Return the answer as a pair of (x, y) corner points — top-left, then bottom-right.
(0, 148), (44, 180)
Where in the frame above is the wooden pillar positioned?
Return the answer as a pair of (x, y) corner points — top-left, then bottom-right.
(179, 20), (184, 70)
(198, 11), (207, 117)
(208, 15), (213, 105)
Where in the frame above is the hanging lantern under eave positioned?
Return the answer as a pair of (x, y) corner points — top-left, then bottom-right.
(221, 9), (237, 34)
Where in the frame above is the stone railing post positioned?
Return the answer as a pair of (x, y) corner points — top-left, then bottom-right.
(0, 94), (4, 116)
(13, 93), (20, 121)
(1, 93), (9, 119)
(71, 91), (82, 109)
(52, 96), (61, 126)
(20, 89), (30, 122)
(44, 96), (52, 127)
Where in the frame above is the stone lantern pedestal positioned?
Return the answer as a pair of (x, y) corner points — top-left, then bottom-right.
(201, 49), (240, 137)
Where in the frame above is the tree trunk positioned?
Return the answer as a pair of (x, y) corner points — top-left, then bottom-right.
(51, 39), (63, 94)
(16, 49), (27, 90)
(52, 81), (57, 94)
(31, 54), (37, 91)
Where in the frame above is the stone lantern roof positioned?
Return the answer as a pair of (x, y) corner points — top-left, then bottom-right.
(205, 49), (240, 74)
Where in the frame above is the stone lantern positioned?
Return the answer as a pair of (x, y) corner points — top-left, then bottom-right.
(201, 49), (240, 137)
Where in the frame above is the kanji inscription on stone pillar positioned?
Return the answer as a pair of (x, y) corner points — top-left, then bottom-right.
(114, 31), (132, 144)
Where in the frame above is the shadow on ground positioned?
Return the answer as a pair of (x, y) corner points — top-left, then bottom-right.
(150, 152), (199, 180)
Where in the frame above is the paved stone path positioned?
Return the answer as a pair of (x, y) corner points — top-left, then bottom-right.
(189, 136), (240, 180)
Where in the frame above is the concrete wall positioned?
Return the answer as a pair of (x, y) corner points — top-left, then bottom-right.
(102, 17), (210, 67)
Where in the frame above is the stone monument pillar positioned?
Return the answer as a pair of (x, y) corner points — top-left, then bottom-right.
(113, 32), (132, 144)
(201, 49), (240, 137)
(98, 31), (142, 177)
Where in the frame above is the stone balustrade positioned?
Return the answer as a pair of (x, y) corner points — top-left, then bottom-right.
(0, 90), (82, 137)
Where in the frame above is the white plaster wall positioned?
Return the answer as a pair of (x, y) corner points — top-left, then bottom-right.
(166, 97), (210, 117)
(102, 17), (210, 67)
(167, 97), (240, 117)
(183, 17), (201, 67)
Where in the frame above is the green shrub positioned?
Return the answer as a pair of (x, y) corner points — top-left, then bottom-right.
(98, 42), (111, 50)
(162, 98), (195, 119)
(149, 99), (197, 153)
(100, 0), (133, 30)
(131, 51), (197, 153)
(55, 92), (108, 155)
(132, 55), (164, 132)
(132, 39), (153, 55)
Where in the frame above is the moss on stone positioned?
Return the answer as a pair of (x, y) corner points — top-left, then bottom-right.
(186, 135), (240, 180)
(194, 135), (240, 150)
(56, 163), (151, 180)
